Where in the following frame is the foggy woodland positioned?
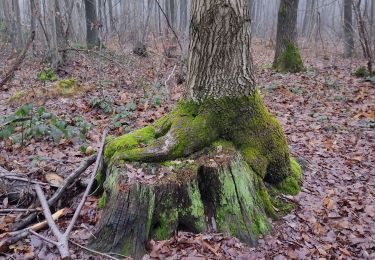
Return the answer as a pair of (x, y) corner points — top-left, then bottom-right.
(0, 0), (374, 259)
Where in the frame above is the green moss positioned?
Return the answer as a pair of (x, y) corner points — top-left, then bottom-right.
(274, 41), (304, 73)
(354, 66), (368, 77)
(153, 211), (178, 240)
(275, 157), (302, 195)
(53, 78), (78, 96)
(96, 167), (121, 208)
(105, 125), (156, 159)
(98, 194), (107, 209)
(279, 3), (287, 16)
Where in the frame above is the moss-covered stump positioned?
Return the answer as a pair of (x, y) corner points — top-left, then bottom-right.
(89, 144), (295, 258)
(273, 42), (304, 73)
(88, 91), (302, 258)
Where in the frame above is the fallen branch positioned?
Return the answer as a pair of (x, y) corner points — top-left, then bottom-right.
(30, 130), (107, 259)
(0, 208), (41, 213)
(0, 173), (52, 187)
(0, 208), (68, 252)
(0, 31), (35, 89)
(0, 117), (31, 128)
(59, 47), (125, 68)
(13, 154), (97, 231)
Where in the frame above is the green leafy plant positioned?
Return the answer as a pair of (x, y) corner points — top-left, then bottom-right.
(0, 104), (92, 145)
(37, 68), (58, 82)
(90, 97), (113, 114)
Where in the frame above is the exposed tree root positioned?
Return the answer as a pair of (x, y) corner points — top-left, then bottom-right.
(91, 91), (303, 257)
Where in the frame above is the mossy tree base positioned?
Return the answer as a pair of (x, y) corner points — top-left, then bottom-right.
(273, 42), (304, 73)
(89, 91), (302, 258)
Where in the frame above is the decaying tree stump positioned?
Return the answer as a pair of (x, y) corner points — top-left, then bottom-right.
(89, 142), (301, 258)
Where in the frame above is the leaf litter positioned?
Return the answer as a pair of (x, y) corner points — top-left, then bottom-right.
(0, 41), (374, 259)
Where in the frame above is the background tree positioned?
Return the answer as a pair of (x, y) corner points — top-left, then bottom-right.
(84, 0), (99, 48)
(301, 0), (316, 38)
(2, 0), (23, 50)
(343, 0), (354, 58)
(88, 0), (302, 257)
(45, 0), (61, 68)
(273, 0), (304, 72)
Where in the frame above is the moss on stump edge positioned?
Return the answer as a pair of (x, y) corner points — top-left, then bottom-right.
(90, 91), (302, 258)
(273, 42), (304, 73)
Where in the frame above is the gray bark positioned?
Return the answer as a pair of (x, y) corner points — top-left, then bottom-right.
(343, 0), (354, 58)
(108, 0), (115, 32)
(45, 0), (61, 68)
(186, 0), (256, 101)
(84, 0), (99, 48)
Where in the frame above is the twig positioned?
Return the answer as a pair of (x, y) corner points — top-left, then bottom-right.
(69, 240), (121, 260)
(0, 174), (52, 187)
(154, 0), (183, 53)
(31, 131), (107, 259)
(0, 208), (41, 213)
(35, 185), (70, 258)
(164, 64), (177, 98)
(13, 154), (97, 231)
(29, 229), (58, 246)
(59, 47), (125, 68)
(0, 117), (31, 128)
(0, 31), (35, 89)
(0, 208), (67, 252)
(65, 131), (107, 235)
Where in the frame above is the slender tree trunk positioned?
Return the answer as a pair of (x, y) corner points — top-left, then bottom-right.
(45, 0), (61, 68)
(89, 1), (301, 258)
(12, 0), (23, 50)
(302, 0), (316, 37)
(30, 0), (36, 53)
(3, 0), (23, 50)
(84, 0), (99, 48)
(108, 0), (115, 32)
(273, 0), (304, 72)
(343, 0), (354, 58)
(179, 0), (188, 36)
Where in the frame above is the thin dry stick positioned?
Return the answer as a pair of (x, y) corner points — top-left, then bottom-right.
(59, 47), (125, 68)
(69, 240), (121, 260)
(164, 64), (177, 99)
(34, 185), (70, 258)
(0, 31), (35, 89)
(32, 130), (107, 259)
(0, 208), (41, 213)
(13, 154), (97, 231)
(0, 174), (51, 187)
(0, 208), (68, 252)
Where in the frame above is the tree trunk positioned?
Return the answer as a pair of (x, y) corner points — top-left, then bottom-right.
(3, 0), (23, 50)
(45, 0), (61, 69)
(84, 0), (99, 48)
(273, 0), (304, 72)
(343, 0), (354, 58)
(108, 0), (115, 32)
(12, 0), (23, 50)
(89, 0), (302, 258)
(302, 0), (316, 37)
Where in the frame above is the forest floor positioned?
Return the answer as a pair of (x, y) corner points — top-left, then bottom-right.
(0, 39), (374, 259)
